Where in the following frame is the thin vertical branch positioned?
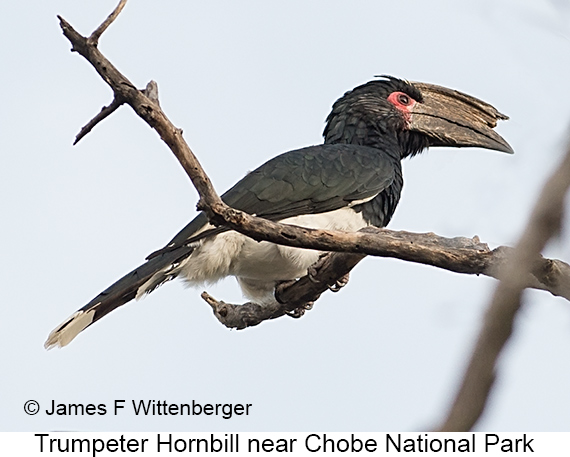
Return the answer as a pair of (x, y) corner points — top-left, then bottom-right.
(89, 0), (128, 45)
(439, 138), (570, 431)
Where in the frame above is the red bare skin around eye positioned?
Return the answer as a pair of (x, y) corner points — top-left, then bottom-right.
(387, 91), (416, 122)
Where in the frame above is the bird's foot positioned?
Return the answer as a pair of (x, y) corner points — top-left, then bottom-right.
(307, 253), (350, 292)
(307, 253), (330, 283)
(275, 279), (314, 318)
(285, 302), (314, 319)
(276, 278), (297, 290)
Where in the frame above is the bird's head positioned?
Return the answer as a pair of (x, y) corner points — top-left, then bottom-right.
(324, 76), (513, 158)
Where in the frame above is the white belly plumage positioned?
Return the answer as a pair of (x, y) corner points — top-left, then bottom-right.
(159, 206), (369, 305)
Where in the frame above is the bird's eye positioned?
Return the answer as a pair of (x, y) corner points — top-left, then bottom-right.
(387, 91), (415, 109)
(397, 94), (410, 105)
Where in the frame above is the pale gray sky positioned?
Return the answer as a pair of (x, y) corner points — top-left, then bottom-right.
(2, 0), (570, 431)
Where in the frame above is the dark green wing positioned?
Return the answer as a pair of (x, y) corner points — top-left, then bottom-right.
(148, 143), (397, 258)
(222, 143), (396, 219)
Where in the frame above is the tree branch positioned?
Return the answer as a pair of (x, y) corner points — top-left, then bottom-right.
(438, 139), (570, 431)
(201, 228), (570, 329)
(74, 97), (124, 145)
(88, 0), (127, 46)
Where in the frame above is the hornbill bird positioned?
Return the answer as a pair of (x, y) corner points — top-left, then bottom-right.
(45, 76), (513, 349)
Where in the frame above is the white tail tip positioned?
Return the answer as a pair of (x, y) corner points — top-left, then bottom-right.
(44, 310), (95, 350)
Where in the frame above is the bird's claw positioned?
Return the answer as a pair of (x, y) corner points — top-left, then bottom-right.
(307, 254), (350, 291)
(285, 302), (314, 318)
(327, 273), (350, 292)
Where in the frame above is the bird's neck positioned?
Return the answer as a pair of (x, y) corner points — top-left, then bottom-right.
(324, 117), (396, 151)
(323, 111), (427, 158)
(397, 130), (430, 159)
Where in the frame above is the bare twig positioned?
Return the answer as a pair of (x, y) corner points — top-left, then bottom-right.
(58, 14), (223, 208)
(74, 97), (124, 145)
(202, 292), (287, 329)
(89, 0), (127, 45)
(144, 80), (160, 105)
(73, 80), (158, 145)
(439, 140), (570, 431)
